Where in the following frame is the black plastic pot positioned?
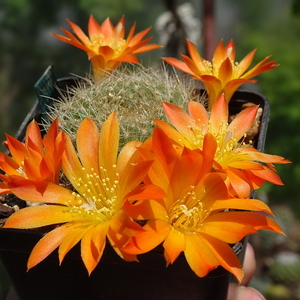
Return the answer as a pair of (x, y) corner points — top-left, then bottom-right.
(0, 66), (270, 300)
(0, 228), (236, 300)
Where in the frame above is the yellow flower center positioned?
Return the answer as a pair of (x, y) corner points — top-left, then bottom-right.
(187, 120), (249, 167)
(201, 54), (240, 79)
(169, 187), (210, 234)
(187, 123), (206, 149)
(66, 165), (120, 222)
(90, 30), (126, 58)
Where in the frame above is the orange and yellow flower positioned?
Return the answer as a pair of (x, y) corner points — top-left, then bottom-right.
(51, 15), (162, 77)
(154, 94), (290, 198)
(123, 127), (283, 282)
(0, 119), (65, 194)
(163, 39), (278, 108)
(3, 114), (165, 274)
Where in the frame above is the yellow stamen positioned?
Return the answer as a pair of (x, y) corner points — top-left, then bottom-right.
(67, 165), (119, 222)
(169, 188), (210, 234)
(90, 34), (126, 58)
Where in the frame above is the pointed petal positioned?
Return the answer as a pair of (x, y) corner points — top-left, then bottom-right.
(128, 27), (151, 46)
(236, 49), (256, 77)
(154, 119), (191, 148)
(7, 179), (77, 205)
(244, 148), (291, 164)
(58, 223), (91, 263)
(163, 102), (196, 140)
(218, 58), (233, 86)
(123, 220), (169, 255)
(99, 112), (119, 178)
(117, 140), (141, 174)
(242, 55), (278, 79)
(162, 57), (193, 75)
(199, 133), (217, 178)
(194, 173), (229, 205)
(62, 133), (86, 188)
(169, 149), (204, 200)
(91, 222), (109, 254)
(131, 43), (162, 54)
(181, 54), (203, 77)
(211, 198), (274, 215)
(185, 234), (220, 277)
(99, 17), (115, 38)
(25, 120), (43, 151)
(81, 226), (103, 274)
(119, 160), (153, 199)
(76, 118), (100, 174)
(210, 94), (228, 133)
(112, 53), (138, 63)
(163, 228), (186, 265)
(186, 40), (204, 69)
(223, 78), (254, 100)
(187, 101), (209, 129)
(27, 224), (75, 270)
(3, 205), (78, 229)
(126, 183), (166, 201)
(125, 21), (136, 42)
(5, 135), (28, 166)
(225, 168), (251, 198)
(0, 153), (20, 176)
(228, 105), (258, 140)
(200, 211), (284, 243)
(201, 233), (243, 283)
(213, 40), (226, 65)
(110, 210), (143, 238)
(88, 15), (102, 37)
(124, 198), (168, 221)
(251, 166), (284, 185)
(67, 19), (92, 47)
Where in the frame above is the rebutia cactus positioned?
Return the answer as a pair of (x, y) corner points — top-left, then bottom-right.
(45, 65), (202, 148)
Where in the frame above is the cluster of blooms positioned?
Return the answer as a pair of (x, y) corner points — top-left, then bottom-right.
(1, 16), (290, 284)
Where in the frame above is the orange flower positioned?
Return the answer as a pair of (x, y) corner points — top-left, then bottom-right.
(51, 15), (162, 77)
(3, 114), (165, 274)
(163, 39), (278, 108)
(0, 119), (65, 194)
(155, 94), (290, 198)
(123, 127), (283, 283)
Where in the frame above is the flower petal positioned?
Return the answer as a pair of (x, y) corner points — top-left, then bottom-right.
(184, 234), (220, 277)
(6, 179), (77, 205)
(27, 224), (75, 270)
(3, 205), (77, 229)
(124, 198), (168, 221)
(163, 102), (196, 139)
(81, 226), (103, 274)
(76, 118), (100, 174)
(163, 228), (186, 265)
(99, 112), (119, 179)
(123, 220), (170, 255)
(200, 211), (284, 244)
(58, 223), (91, 263)
(228, 105), (258, 141)
(201, 233), (243, 283)
(211, 198), (274, 215)
(209, 94), (228, 134)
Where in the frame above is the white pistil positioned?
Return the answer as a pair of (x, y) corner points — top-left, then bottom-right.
(169, 188), (210, 233)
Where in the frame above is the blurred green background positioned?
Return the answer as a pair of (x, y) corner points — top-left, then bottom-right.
(0, 0), (300, 299)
